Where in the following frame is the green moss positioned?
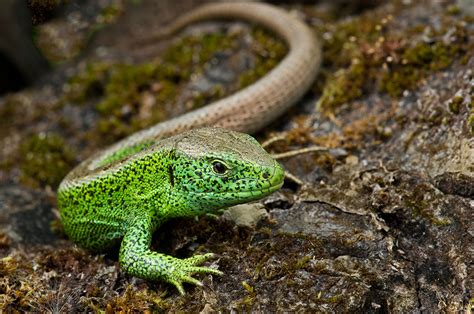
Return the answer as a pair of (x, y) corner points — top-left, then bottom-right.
(313, 292), (344, 304)
(84, 61), (171, 143)
(318, 14), (383, 69)
(402, 41), (457, 70)
(104, 285), (169, 312)
(312, 11), (386, 110)
(380, 40), (463, 97)
(380, 23), (468, 97)
(314, 6), (471, 104)
(96, 62), (161, 114)
(380, 66), (422, 98)
(404, 185), (451, 226)
(446, 5), (461, 15)
(467, 112), (474, 134)
(241, 281), (255, 294)
(317, 58), (365, 111)
(448, 95), (463, 114)
(238, 28), (287, 88)
(99, 3), (123, 24)
(64, 31), (245, 144)
(320, 23), (355, 68)
(468, 98), (474, 133)
(294, 255), (312, 270)
(19, 133), (76, 188)
(63, 62), (111, 104)
(161, 32), (237, 81)
(63, 26), (285, 145)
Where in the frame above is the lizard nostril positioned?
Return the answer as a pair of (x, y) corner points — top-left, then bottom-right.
(262, 171), (270, 179)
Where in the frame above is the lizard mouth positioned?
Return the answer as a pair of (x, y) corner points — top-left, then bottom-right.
(190, 179), (283, 198)
(233, 180), (284, 198)
(221, 169), (285, 200)
(227, 163), (285, 199)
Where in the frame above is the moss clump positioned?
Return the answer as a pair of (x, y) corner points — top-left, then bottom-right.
(468, 112), (474, 134)
(294, 255), (312, 270)
(101, 285), (169, 312)
(98, 3), (123, 24)
(316, 294), (344, 304)
(238, 27), (287, 88)
(63, 31), (241, 144)
(448, 95), (463, 114)
(0, 255), (33, 309)
(19, 133), (76, 188)
(313, 11), (386, 111)
(95, 62), (163, 114)
(402, 41), (455, 70)
(162, 32), (237, 80)
(468, 97), (474, 134)
(319, 16), (383, 69)
(63, 62), (111, 104)
(85, 61), (172, 143)
(403, 184), (451, 226)
(380, 23), (469, 97)
(317, 58), (365, 111)
(314, 6), (472, 111)
(446, 5), (461, 15)
(63, 26), (285, 145)
(381, 42), (457, 97)
(380, 66), (421, 98)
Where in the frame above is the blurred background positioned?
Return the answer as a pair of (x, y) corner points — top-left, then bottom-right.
(0, 0), (387, 95)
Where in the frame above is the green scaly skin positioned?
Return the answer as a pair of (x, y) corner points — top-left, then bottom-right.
(57, 128), (284, 295)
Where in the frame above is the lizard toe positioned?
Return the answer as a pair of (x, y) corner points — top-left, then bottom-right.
(184, 252), (216, 265)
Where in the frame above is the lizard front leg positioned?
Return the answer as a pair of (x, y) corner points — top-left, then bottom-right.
(119, 214), (222, 295)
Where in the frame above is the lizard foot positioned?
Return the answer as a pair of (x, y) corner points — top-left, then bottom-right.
(166, 253), (222, 295)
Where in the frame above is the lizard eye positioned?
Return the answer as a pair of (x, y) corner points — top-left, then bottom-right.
(212, 160), (228, 175)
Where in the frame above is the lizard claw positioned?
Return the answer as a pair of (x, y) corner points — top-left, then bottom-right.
(166, 253), (221, 295)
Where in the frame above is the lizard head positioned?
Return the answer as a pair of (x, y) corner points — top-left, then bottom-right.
(168, 127), (284, 214)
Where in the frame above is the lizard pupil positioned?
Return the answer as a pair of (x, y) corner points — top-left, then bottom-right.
(212, 161), (227, 174)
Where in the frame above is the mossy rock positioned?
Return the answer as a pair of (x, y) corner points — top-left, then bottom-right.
(19, 133), (76, 188)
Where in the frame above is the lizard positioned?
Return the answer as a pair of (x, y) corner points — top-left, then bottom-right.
(57, 2), (321, 295)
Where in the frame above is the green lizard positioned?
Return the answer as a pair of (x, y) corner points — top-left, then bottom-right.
(57, 2), (321, 295)
(58, 128), (284, 295)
